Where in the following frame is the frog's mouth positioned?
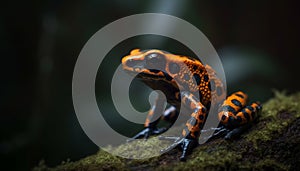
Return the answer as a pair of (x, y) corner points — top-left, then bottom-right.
(123, 67), (170, 79)
(136, 70), (173, 82)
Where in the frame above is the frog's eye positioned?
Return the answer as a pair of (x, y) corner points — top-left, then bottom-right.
(145, 53), (165, 68)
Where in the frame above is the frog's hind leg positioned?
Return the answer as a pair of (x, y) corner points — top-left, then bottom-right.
(218, 91), (262, 139)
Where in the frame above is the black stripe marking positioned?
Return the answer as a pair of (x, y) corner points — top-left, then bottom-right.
(246, 106), (254, 112)
(235, 93), (245, 99)
(231, 99), (242, 108)
(228, 116), (235, 126)
(149, 69), (160, 73)
(209, 80), (215, 91)
(220, 105), (236, 114)
(204, 75), (209, 82)
(192, 65), (198, 71)
(163, 72), (173, 81)
(242, 109), (251, 121)
(193, 73), (201, 85)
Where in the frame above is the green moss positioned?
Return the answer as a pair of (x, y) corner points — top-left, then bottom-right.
(245, 91), (300, 144)
(33, 150), (127, 171)
(34, 91), (300, 171)
(252, 158), (289, 170)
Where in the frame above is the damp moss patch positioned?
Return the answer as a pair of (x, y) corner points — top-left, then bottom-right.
(33, 91), (300, 171)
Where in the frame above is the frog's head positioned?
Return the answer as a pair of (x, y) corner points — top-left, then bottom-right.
(122, 49), (212, 93)
(122, 49), (196, 80)
(122, 49), (166, 76)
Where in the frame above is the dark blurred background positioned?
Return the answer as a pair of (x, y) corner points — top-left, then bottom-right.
(1, 0), (299, 170)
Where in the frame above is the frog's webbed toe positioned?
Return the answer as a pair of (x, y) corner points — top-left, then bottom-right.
(127, 127), (168, 142)
(159, 136), (198, 161)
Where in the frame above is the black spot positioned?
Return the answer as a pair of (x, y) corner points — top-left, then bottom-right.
(242, 109), (250, 121)
(199, 114), (204, 120)
(193, 73), (201, 85)
(192, 65), (198, 71)
(149, 69), (160, 73)
(201, 107), (206, 113)
(204, 75), (209, 82)
(231, 99), (242, 108)
(209, 80), (215, 91)
(221, 115), (227, 120)
(163, 72), (173, 81)
(169, 62), (180, 74)
(220, 105), (236, 114)
(189, 117), (197, 126)
(246, 106), (254, 112)
(235, 93), (244, 99)
(216, 86), (223, 96)
(183, 73), (190, 81)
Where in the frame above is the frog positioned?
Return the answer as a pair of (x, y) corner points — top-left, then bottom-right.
(121, 49), (262, 161)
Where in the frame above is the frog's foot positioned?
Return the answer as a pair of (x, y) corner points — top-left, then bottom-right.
(159, 136), (198, 161)
(127, 127), (167, 142)
(224, 124), (252, 140)
(200, 126), (230, 142)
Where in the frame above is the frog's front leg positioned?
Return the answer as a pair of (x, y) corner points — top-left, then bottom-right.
(129, 93), (173, 140)
(161, 91), (207, 161)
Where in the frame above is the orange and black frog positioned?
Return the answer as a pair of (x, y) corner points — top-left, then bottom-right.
(122, 49), (262, 161)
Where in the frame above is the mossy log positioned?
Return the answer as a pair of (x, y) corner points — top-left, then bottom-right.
(34, 92), (300, 171)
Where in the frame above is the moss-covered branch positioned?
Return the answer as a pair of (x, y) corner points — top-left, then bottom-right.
(34, 92), (300, 171)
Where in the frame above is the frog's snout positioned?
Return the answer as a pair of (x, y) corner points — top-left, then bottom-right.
(124, 58), (140, 68)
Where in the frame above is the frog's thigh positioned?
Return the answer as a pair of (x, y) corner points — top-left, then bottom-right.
(218, 91), (261, 127)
